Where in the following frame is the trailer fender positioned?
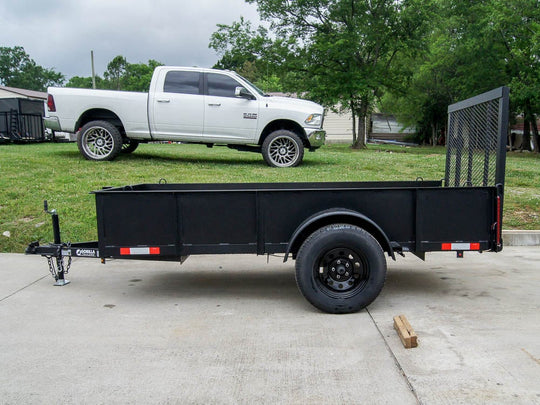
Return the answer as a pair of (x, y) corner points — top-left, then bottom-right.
(284, 208), (395, 262)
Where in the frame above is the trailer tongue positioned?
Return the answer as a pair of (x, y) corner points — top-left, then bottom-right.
(26, 87), (509, 313)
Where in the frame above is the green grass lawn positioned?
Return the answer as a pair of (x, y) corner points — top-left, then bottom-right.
(1, 141), (539, 253)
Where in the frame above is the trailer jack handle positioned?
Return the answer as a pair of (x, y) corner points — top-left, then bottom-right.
(44, 200), (71, 286)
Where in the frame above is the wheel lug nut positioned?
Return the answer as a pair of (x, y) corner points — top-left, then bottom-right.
(345, 263), (350, 268)
(336, 275), (341, 279)
(337, 260), (341, 264)
(345, 272), (349, 276)
(331, 267), (335, 272)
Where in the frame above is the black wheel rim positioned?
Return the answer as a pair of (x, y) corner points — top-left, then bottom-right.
(314, 247), (370, 299)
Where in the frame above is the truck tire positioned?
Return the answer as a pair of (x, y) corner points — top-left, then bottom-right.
(262, 130), (304, 167)
(77, 120), (123, 161)
(121, 139), (139, 154)
(295, 224), (387, 314)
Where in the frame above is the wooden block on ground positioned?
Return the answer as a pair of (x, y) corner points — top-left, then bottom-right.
(393, 314), (418, 349)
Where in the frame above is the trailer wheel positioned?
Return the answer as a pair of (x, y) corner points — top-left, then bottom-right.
(77, 120), (123, 161)
(295, 224), (387, 314)
(262, 130), (304, 167)
(121, 139), (139, 154)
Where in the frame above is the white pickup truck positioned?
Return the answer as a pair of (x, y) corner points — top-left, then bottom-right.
(45, 66), (326, 167)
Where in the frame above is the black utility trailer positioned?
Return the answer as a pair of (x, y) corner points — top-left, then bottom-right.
(27, 88), (509, 313)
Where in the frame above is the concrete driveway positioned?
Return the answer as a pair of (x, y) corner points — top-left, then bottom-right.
(1, 247), (539, 404)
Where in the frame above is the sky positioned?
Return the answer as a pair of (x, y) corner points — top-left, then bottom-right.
(0, 0), (261, 80)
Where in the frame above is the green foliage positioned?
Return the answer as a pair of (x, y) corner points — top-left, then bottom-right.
(66, 75), (104, 89)
(103, 55), (127, 90)
(383, 0), (540, 149)
(210, 1), (433, 148)
(65, 56), (164, 92)
(209, 17), (288, 92)
(0, 46), (64, 91)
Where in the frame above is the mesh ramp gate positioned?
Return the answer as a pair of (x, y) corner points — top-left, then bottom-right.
(445, 87), (509, 188)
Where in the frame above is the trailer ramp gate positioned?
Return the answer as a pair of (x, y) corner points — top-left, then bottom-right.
(445, 87), (509, 189)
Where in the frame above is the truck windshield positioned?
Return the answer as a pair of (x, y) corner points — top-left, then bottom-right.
(236, 74), (269, 97)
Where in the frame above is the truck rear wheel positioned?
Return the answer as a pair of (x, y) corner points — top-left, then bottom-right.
(77, 120), (123, 161)
(121, 139), (139, 154)
(262, 130), (304, 167)
(295, 224), (387, 314)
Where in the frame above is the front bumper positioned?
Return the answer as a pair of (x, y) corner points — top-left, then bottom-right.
(306, 129), (326, 149)
(44, 116), (62, 131)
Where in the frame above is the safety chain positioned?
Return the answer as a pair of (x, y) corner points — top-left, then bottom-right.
(45, 243), (72, 281)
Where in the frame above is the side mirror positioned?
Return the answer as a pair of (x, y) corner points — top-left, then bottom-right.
(235, 86), (255, 100)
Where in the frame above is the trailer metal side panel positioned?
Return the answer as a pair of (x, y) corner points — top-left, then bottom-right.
(94, 180), (497, 259)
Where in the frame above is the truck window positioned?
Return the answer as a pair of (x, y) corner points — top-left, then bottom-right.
(207, 73), (243, 98)
(164, 71), (200, 95)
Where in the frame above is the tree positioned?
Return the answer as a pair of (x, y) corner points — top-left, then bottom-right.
(491, 0), (540, 152)
(209, 16), (288, 92)
(122, 59), (163, 92)
(0, 46), (64, 91)
(215, 1), (433, 148)
(104, 55), (128, 90)
(382, 0), (512, 145)
(66, 57), (163, 92)
(66, 75), (104, 89)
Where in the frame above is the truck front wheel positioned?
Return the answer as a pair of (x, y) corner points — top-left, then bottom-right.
(262, 130), (304, 167)
(77, 120), (123, 161)
(295, 224), (387, 314)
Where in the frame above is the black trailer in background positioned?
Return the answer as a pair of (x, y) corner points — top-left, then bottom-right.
(26, 87), (510, 313)
(0, 98), (46, 142)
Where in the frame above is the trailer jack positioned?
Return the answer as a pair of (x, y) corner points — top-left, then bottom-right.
(26, 201), (71, 286)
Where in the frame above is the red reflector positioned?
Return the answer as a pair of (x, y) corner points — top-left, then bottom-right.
(470, 243), (480, 250)
(119, 247), (160, 255)
(441, 243), (452, 250)
(47, 94), (56, 112)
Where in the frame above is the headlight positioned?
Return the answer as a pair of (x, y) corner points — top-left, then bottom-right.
(305, 113), (322, 127)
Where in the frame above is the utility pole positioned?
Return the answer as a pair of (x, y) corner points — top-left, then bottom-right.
(91, 50), (96, 89)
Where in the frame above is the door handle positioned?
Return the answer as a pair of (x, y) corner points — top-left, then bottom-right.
(208, 103), (221, 107)
(157, 99), (170, 103)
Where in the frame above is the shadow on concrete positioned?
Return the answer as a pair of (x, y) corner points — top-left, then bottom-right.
(132, 268), (301, 301)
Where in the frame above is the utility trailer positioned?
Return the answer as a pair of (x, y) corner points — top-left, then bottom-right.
(27, 87), (509, 313)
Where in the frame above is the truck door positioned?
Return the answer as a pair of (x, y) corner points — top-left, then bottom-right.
(149, 70), (204, 141)
(203, 72), (259, 143)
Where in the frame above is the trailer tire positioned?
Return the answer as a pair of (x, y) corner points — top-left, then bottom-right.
(262, 130), (304, 167)
(77, 120), (123, 161)
(295, 224), (387, 314)
(121, 138), (139, 154)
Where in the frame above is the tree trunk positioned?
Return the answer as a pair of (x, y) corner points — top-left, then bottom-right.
(531, 113), (539, 153)
(351, 101), (357, 145)
(522, 117), (531, 151)
(352, 103), (368, 149)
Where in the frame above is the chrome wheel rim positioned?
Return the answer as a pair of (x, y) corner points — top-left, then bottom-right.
(268, 136), (299, 167)
(82, 127), (115, 159)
